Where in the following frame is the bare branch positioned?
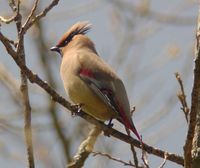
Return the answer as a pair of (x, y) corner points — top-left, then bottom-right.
(141, 146), (149, 168)
(68, 126), (102, 168)
(175, 72), (190, 122)
(92, 151), (140, 167)
(126, 127), (139, 167)
(184, 7), (200, 168)
(22, 0), (59, 34)
(158, 152), (168, 168)
(0, 32), (17, 56)
(10, 1), (35, 167)
(0, 14), (17, 24)
(22, 0), (40, 29)
(8, 0), (17, 12)
(130, 145), (139, 168)
(21, 72), (35, 168)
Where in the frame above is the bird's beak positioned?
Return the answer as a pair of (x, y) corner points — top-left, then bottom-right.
(50, 46), (62, 56)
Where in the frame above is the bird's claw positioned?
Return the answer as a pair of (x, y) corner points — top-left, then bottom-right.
(71, 103), (83, 116)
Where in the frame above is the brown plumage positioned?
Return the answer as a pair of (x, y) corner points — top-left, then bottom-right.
(51, 21), (141, 140)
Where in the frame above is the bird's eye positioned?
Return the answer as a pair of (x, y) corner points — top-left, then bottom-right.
(58, 40), (68, 48)
(63, 40), (68, 46)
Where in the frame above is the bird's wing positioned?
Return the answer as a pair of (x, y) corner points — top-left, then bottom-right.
(78, 52), (141, 140)
(79, 69), (119, 115)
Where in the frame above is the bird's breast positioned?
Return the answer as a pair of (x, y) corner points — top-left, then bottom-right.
(61, 72), (117, 121)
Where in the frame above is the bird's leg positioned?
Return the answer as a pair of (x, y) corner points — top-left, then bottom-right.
(107, 118), (114, 128)
(103, 118), (114, 137)
(70, 103), (84, 116)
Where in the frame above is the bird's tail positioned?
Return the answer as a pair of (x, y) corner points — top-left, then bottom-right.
(118, 113), (141, 141)
(129, 122), (141, 141)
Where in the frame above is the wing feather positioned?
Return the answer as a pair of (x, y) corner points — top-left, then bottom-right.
(79, 73), (119, 114)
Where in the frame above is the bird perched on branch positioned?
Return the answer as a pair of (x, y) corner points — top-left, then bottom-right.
(50, 21), (141, 141)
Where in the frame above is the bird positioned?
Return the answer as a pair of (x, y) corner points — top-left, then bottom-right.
(50, 21), (141, 141)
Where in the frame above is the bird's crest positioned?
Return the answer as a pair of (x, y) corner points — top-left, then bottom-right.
(56, 21), (91, 48)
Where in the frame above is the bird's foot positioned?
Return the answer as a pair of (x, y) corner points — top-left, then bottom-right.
(103, 119), (114, 137)
(107, 118), (114, 128)
(70, 103), (83, 116)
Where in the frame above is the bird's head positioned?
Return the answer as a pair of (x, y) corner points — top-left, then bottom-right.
(50, 21), (95, 57)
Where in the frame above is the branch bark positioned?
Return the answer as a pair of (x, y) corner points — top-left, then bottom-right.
(33, 20), (72, 162)
(175, 72), (189, 122)
(188, 6), (200, 168)
(67, 126), (102, 168)
(13, 1), (35, 167)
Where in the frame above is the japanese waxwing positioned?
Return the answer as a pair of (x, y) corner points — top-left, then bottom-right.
(50, 21), (141, 140)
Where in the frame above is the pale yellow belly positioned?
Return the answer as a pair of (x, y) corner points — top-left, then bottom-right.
(66, 77), (117, 121)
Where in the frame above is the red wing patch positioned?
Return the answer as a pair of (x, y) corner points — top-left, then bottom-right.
(79, 68), (94, 78)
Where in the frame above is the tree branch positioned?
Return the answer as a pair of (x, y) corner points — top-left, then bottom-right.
(130, 144), (139, 168)
(33, 19), (72, 162)
(23, 0), (40, 27)
(92, 151), (139, 167)
(158, 152), (168, 168)
(68, 126), (102, 168)
(175, 72), (190, 122)
(186, 6), (200, 168)
(22, 0), (59, 34)
(8, 1), (35, 167)
(0, 14), (17, 24)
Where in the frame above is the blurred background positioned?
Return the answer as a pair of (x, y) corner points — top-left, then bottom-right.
(0, 0), (198, 167)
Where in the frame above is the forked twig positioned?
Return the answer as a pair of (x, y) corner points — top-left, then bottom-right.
(175, 72), (189, 122)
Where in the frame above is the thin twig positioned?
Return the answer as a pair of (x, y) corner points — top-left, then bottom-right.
(8, 0), (17, 12)
(0, 32), (16, 56)
(126, 127), (140, 167)
(0, 14), (17, 24)
(92, 151), (138, 167)
(175, 72), (189, 122)
(21, 72), (35, 168)
(22, 0), (40, 29)
(131, 145), (140, 168)
(141, 145), (149, 168)
(22, 0), (59, 34)
(158, 152), (168, 168)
